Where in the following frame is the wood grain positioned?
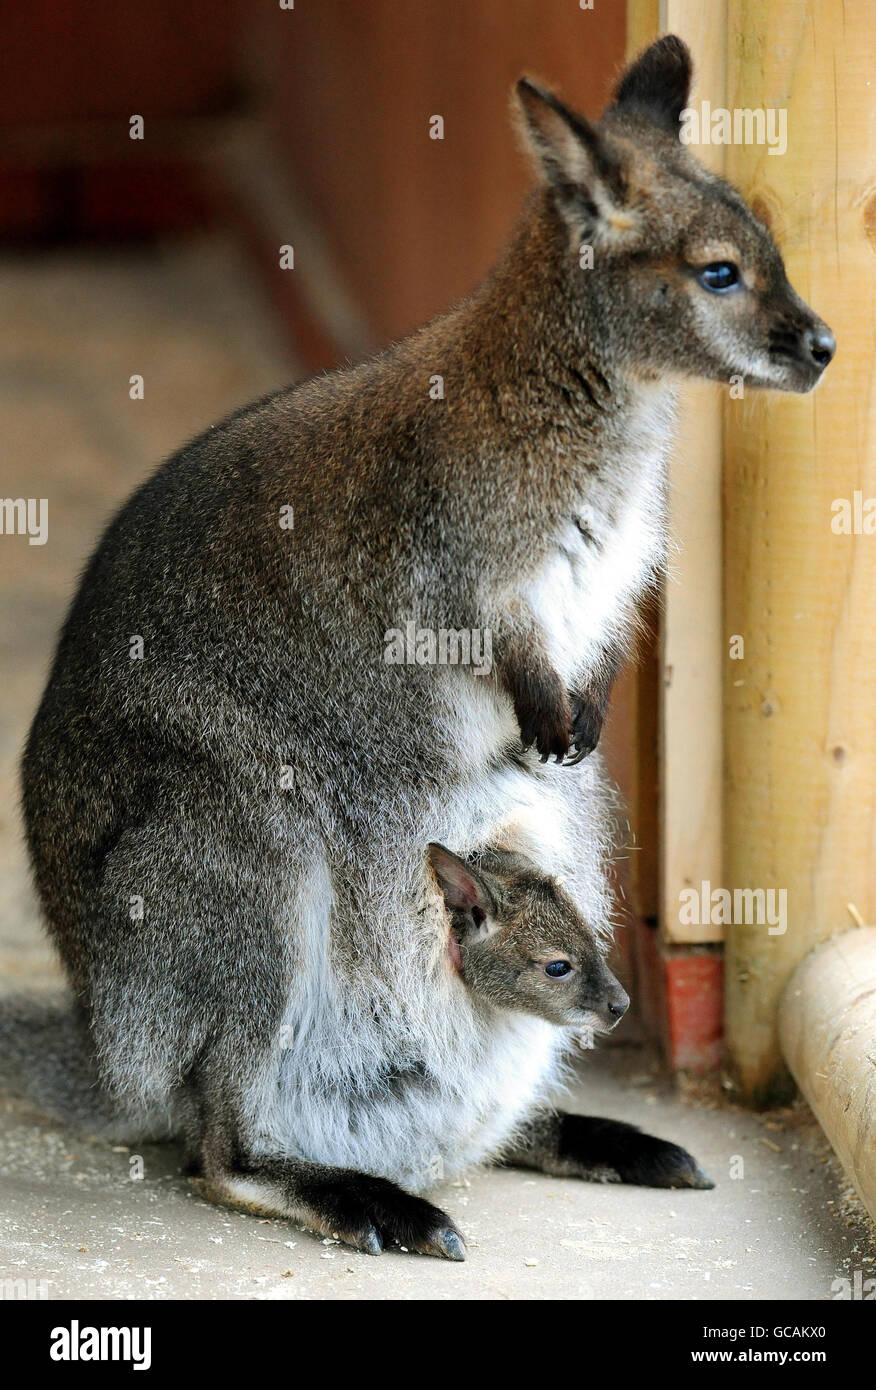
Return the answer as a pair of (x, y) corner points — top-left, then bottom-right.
(273, 0), (625, 343)
(724, 0), (876, 1102)
(627, 1), (728, 945)
(780, 928), (876, 1223)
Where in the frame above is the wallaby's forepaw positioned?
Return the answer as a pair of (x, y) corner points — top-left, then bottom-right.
(308, 1172), (466, 1259)
(516, 689), (573, 764)
(564, 693), (607, 765)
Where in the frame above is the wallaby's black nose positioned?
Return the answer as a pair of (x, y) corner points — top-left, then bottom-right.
(804, 325), (836, 370)
(592, 973), (630, 1028)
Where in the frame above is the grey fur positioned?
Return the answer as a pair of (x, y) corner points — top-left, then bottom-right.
(10, 37), (829, 1254)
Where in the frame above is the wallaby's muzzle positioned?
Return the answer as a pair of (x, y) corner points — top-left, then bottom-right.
(768, 293), (836, 392)
(583, 967), (630, 1030)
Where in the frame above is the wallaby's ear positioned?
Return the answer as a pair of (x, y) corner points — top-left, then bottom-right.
(427, 844), (494, 922)
(611, 34), (692, 133)
(514, 77), (624, 202)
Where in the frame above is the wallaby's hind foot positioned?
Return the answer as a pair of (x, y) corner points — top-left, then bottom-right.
(562, 1116), (714, 1190)
(502, 1113), (714, 1190)
(201, 1160), (466, 1260)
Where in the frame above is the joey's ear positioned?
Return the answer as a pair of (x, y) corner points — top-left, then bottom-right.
(427, 844), (494, 919)
(611, 34), (692, 133)
(514, 77), (625, 204)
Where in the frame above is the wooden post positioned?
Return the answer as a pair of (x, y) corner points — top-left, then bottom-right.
(723, 0), (876, 1103)
(658, 1), (727, 949)
(779, 929), (876, 1224)
(615, 1), (727, 1069)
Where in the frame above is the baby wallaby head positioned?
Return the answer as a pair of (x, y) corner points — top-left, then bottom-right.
(427, 842), (629, 1033)
(514, 35), (834, 392)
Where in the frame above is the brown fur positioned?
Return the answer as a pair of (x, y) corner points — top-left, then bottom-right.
(15, 37), (825, 1255)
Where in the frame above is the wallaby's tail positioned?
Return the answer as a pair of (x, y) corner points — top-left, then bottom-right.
(0, 993), (173, 1141)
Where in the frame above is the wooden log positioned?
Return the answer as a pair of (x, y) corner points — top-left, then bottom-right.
(779, 927), (876, 1224)
(723, 0), (876, 1104)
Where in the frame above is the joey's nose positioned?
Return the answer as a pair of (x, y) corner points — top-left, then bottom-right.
(602, 985), (630, 1028)
(804, 324), (836, 370)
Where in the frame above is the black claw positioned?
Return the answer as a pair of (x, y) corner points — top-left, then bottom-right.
(637, 1146), (716, 1190)
(434, 1227), (466, 1261)
(564, 746), (588, 766)
(358, 1225), (383, 1255)
(678, 1164), (715, 1191)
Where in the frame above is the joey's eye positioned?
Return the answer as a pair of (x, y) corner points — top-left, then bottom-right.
(471, 906), (486, 927)
(697, 261), (740, 293)
(544, 960), (573, 979)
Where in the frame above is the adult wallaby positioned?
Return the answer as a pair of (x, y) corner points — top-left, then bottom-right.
(14, 37), (832, 1258)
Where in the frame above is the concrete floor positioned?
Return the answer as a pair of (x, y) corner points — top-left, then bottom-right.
(1, 241), (873, 1301)
(1, 1048), (874, 1301)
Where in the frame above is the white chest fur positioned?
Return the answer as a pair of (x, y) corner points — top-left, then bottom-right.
(248, 759), (613, 1192)
(524, 390), (673, 686)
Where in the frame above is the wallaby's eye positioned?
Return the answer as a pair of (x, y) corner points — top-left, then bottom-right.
(697, 261), (740, 293)
(544, 959), (573, 979)
(471, 906), (486, 927)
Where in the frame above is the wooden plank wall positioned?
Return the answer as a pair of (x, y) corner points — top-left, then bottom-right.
(271, 0), (626, 343)
(0, 1), (249, 122)
(724, 0), (876, 1103)
(658, 0), (727, 948)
